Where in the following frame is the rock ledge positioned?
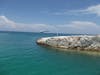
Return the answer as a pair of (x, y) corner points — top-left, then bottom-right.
(36, 35), (100, 51)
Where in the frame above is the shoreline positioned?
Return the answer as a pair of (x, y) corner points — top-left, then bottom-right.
(36, 35), (100, 55)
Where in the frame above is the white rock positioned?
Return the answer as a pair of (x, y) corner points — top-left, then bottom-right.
(36, 35), (100, 51)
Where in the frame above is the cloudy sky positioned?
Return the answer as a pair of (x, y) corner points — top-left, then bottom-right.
(0, 0), (100, 34)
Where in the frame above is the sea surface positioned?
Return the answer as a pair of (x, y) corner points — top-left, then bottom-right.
(0, 32), (100, 75)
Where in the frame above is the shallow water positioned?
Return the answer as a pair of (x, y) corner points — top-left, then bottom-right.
(0, 32), (100, 75)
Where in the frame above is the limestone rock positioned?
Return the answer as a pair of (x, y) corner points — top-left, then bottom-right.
(36, 35), (100, 51)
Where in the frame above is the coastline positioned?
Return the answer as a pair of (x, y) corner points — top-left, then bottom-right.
(36, 35), (100, 55)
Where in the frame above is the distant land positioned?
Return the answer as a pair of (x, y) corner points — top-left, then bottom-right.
(0, 30), (97, 36)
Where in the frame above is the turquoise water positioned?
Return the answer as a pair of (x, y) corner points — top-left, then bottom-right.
(0, 32), (100, 75)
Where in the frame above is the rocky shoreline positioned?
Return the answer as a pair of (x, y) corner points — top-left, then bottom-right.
(36, 35), (100, 52)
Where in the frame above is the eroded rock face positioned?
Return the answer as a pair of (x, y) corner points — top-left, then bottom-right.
(36, 35), (100, 51)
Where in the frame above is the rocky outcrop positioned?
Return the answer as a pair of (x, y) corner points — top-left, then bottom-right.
(36, 35), (100, 51)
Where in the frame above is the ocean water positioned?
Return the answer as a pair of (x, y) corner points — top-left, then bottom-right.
(0, 32), (100, 75)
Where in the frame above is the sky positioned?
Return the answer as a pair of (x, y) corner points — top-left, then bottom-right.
(0, 0), (100, 34)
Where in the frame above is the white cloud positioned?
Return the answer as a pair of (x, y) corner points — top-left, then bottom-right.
(83, 4), (100, 16)
(0, 16), (57, 32)
(68, 21), (98, 29)
(52, 4), (100, 16)
(57, 21), (100, 34)
(0, 16), (16, 28)
(0, 16), (100, 34)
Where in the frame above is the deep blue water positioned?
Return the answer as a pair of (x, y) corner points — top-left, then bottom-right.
(0, 32), (100, 75)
